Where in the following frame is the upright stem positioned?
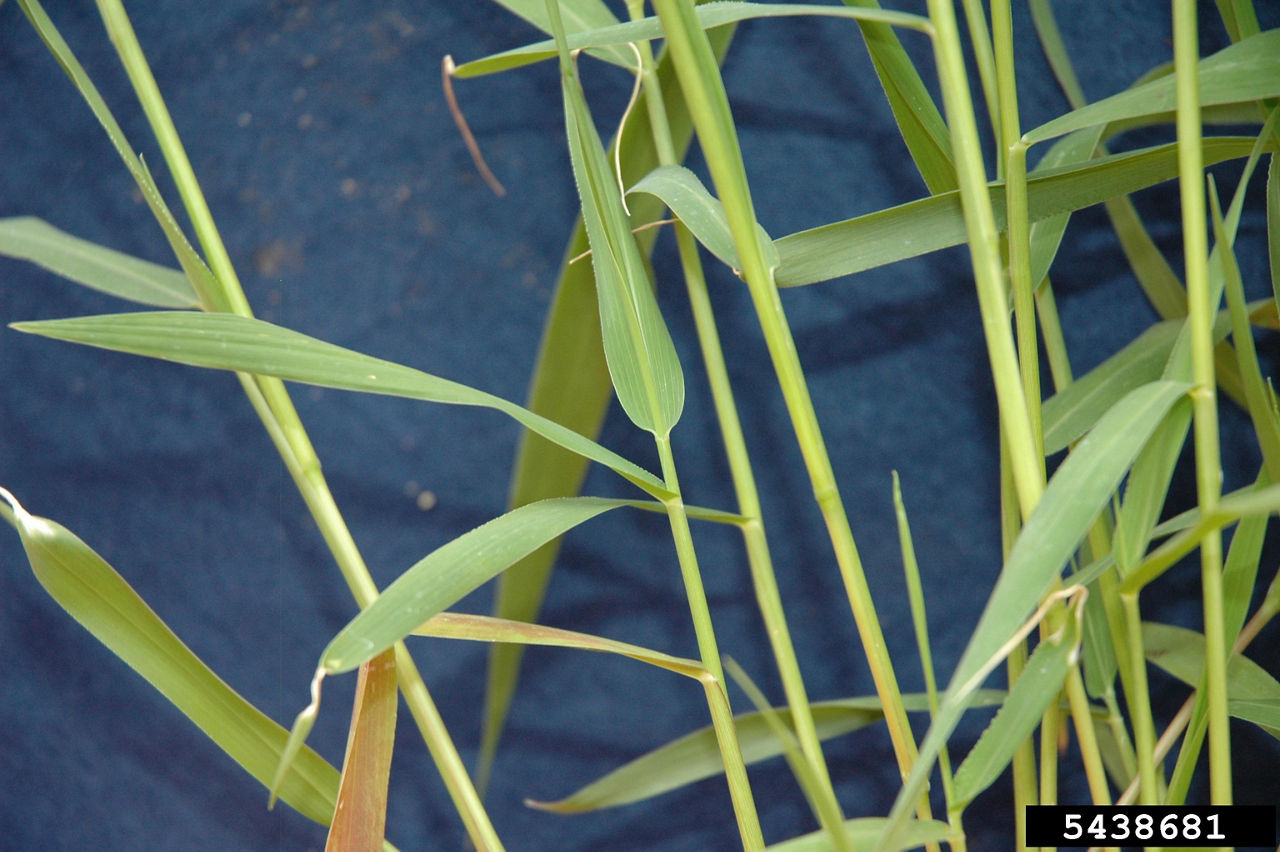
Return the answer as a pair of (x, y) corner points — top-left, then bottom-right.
(648, 0), (922, 789)
(96, 2), (500, 844)
(1172, 0), (1231, 805)
(656, 437), (725, 684)
(629, 12), (839, 808)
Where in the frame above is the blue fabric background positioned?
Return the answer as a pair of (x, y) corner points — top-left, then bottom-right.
(2, 1), (1278, 849)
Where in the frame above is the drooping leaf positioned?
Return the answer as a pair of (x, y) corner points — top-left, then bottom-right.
(628, 165), (777, 273)
(773, 137), (1266, 287)
(0, 217), (198, 308)
(1026, 126), (1106, 289)
(325, 649), (397, 852)
(884, 380), (1191, 842)
(482, 23), (738, 795)
(1025, 29), (1280, 145)
(0, 490), (340, 826)
(10, 311), (667, 496)
(452, 2), (930, 79)
(322, 498), (637, 675)
(555, 39), (685, 439)
(1145, 623), (1280, 739)
(530, 689), (1004, 813)
(952, 616), (1081, 807)
(415, 611), (704, 676)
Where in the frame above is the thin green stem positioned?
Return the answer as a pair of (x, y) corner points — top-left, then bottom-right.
(957, 0), (1000, 149)
(1119, 592), (1160, 805)
(1064, 667), (1111, 807)
(999, 441), (1036, 852)
(1172, 0), (1231, 804)
(701, 675), (766, 850)
(656, 437), (725, 685)
(95, 2), (500, 843)
(926, 0), (1041, 518)
(649, 0), (923, 793)
(992, 0), (1041, 463)
(627, 7), (839, 809)
(894, 473), (961, 849)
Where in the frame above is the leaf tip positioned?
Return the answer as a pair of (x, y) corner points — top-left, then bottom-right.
(268, 667), (326, 810)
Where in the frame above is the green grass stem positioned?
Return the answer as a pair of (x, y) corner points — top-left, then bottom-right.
(1172, 0), (1231, 805)
(93, 2), (501, 844)
(1119, 591), (1160, 804)
(647, 0), (924, 798)
(626, 1), (839, 808)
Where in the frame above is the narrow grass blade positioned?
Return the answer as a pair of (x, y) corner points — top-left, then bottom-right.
(724, 660), (848, 851)
(1028, 0), (1087, 109)
(774, 137), (1265, 287)
(484, 0), (632, 69)
(1113, 401), (1192, 576)
(322, 498), (633, 675)
(766, 818), (955, 852)
(481, 24), (737, 794)
(1228, 700), (1280, 739)
(842, 0), (956, 194)
(0, 217), (198, 308)
(1218, 173), (1280, 481)
(15, 0), (222, 310)
(0, 489), (340, 826)
(1269, 152), (1279, 308)
(952, 608), (1082, 807)
(10, 311), (667, 496)
(1106, 195), (1189, 320)
(529, 689), (1003, 813)
(415, 610), (710, 668)
(558, 51), (685, 439)
(325, 649), (397, 852)
(884, 380), (1190, 840)
(1221, 476), (1268, 643)
(1042, 321), (1182, 454)
(628, 165), (778, 273)
(452, 3), (930, 79)
(1025, 29), (1280, 145)
(1027, 127), (1105, 288)
(1144, 621), (1280, 701)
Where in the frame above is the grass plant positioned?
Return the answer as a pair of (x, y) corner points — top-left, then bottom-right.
(3, 0), (1280, 848)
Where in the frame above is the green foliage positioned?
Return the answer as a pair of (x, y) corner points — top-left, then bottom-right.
(5, 0), (1280, 848)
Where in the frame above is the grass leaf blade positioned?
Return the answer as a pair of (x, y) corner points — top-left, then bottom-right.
(0, 217), (199, 308)
(11, 311), (666, 495)
(842, 0), (956, 194)
(951, 616), (1081, 807)
(774, 137), (1263, 287)
(1025, 29), (1280, 145)
(885, 380), (1190, 839)
(320, 498), (631, 675)
(628, 165), (777, 273)
(452, 3), (930, 79)
(766, 818), (955, 852)
(558, 51), (685, 438)
(0, 490), (340, 826)
(325, 650), (397, 852)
